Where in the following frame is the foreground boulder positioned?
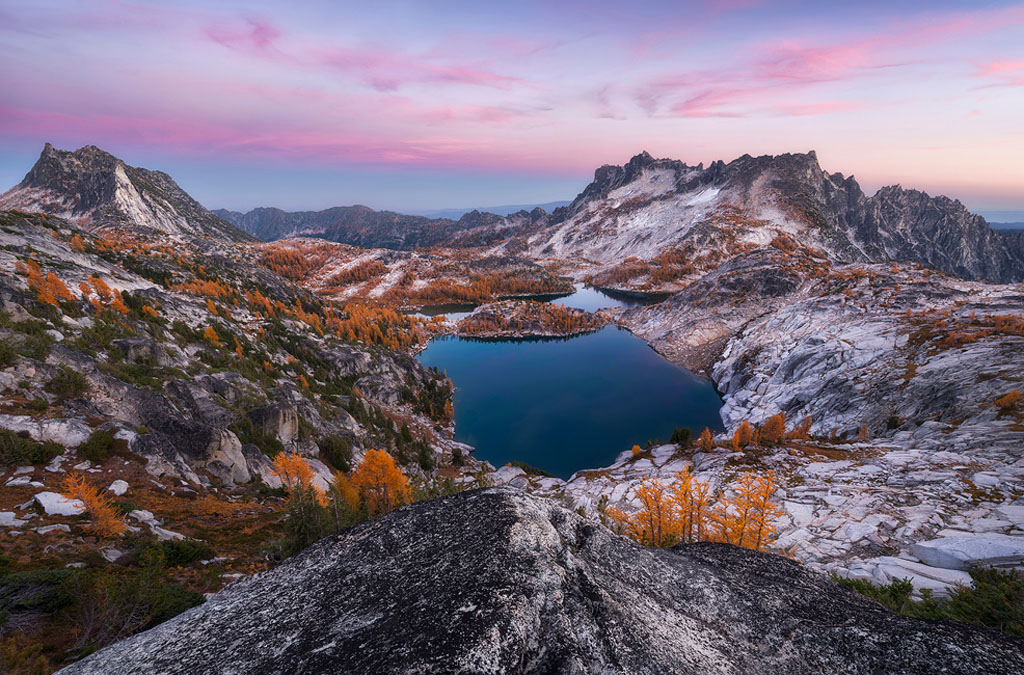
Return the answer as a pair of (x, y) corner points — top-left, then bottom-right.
(59, 488), (1024, 675)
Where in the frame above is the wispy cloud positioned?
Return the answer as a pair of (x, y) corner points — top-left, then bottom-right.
(205, 16), (527, 92)
(975, 60), (1024, 87)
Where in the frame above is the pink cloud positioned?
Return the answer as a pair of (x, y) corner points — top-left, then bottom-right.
(0, 101), (556, 174)
(633, 4), (1024, 119)
(206, 17), (282, 52)
(204, 17), (526, 92)
(975, 60), (1024, 88)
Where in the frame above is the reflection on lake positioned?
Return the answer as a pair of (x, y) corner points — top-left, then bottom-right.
(417, 325), (723, 479)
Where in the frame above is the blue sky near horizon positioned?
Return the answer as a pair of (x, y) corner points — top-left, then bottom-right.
(1, 0), (1023, 213)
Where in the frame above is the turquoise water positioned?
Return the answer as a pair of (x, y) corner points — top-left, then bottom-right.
(550, 284), (668, 311)
(412, 284), (666, 319)
(417, 325), (723, 479)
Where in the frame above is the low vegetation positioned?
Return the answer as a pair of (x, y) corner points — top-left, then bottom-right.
(834, 568), (1024, 638)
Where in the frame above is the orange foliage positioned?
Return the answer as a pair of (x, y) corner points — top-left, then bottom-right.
(698, 427), (714, 452)
(458, 301), (602, 336)
(62, 473), (125, 537)
(631, 444), (643, 458)
(70, 233), (86, 252)
(170, 278), (234, 299)
(995, 390), (1022, 412)
(89, 275), (113, 302)
(271, 453), (327, 506)
(670, 466), (714, 543)
(331, 471), (361, 513)
(607, 478), (675, 547)
(18, 260), (73, 306)
(323, 260), (389, 289)
(39, 272), (74, 306)
(732, 420), (753, 450)
(142, 305), (159, 319)
(759, 412), (786, 445)
(389, 270), (567, 306)
(203, 326), (221, 347)
(206, 298), (218, 315)
(788, 416), (812, 440)
(608, 468), (783, 552)
(351, 449), (409, 517)
(711, 471), (784, 550)
(331, 304), (425, 350)
(109, 292), (129, 315)
(257, 245), (330, 282)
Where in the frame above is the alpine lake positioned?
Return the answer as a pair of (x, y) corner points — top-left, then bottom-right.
(416, 285), (724, 479)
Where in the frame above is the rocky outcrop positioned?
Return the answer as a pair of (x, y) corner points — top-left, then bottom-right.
(246, 403), (299, 444)
(58, 488), (1024, 675)
(0, 144), (252, 242)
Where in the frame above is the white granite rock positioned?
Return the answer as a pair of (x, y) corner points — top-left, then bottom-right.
(0, 511), (28, 527)
(910, 534), (1024, 571)
(33, 491), (86, 516)
(36, 523), (71, 535)
(492, 465), (527, 484)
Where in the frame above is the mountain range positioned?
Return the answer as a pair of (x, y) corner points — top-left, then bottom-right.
(7, 144), (1017, 283)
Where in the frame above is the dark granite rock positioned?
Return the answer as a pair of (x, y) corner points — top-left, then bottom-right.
(58, 488), (1024, 674)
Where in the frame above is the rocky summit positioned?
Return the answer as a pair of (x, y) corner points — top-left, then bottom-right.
(0, 144), (252, 242)
(57, 488), (1024, 675)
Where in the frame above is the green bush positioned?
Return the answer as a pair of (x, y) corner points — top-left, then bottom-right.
(126, 539), (215, 568)
(670, 427), (692, 446)
(508, 460), (553, 477)
(14, 332), (53, 361)
(0, 430), (62, 465)
(416, 442), (435, 471)
(0, 339), (15, 367)
(318, 434), (353, 472)
(78, 431), (115, 463)
(45, 366), (89, 401)
(26, 398), (48, 412)
(834, 568), (1024, 637)
(58, 552), (205, 656)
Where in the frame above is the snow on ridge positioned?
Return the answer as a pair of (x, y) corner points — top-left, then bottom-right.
(686, 187), (720, 206)
(608, 167), (677, 204)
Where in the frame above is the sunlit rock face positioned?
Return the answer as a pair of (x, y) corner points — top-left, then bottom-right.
(58, 488), (1024, 675)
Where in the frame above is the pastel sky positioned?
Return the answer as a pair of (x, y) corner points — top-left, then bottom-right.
(1, 0), (1023, 215)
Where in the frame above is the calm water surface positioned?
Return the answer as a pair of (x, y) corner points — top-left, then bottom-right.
(417, 317), (723, 478)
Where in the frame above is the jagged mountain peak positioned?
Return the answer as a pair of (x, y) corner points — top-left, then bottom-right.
(0, 143), (253, 243)
(533, 149), (1024, 283)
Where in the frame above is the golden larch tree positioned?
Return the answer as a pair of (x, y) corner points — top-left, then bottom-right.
(203, 326), (221, 347)
(271, 453), (327, 506)
(62, 473), (125, 537)
(698, 427), (714, 452)
(351, 449), (409, 517)
(759, 412), (786, 445)
(732, 420), (754, 450)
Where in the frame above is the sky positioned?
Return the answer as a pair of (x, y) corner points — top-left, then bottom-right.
(1, 0), (1023, 215)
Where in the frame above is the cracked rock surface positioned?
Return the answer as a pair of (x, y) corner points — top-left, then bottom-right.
(59, 488), (1024, 675)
